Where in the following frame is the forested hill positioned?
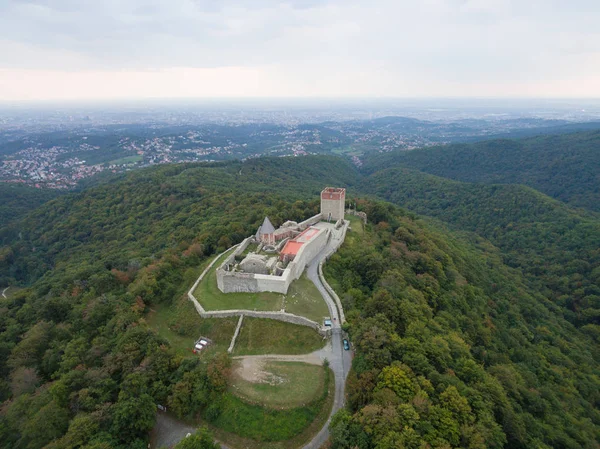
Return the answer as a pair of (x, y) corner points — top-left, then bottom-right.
(0, 156), (358, 287)
(362, 168), (600, 330)
(325, 200), (600, 449)
(362, 130), (600, 212)
(0, 156), (359, 449)
(0, 152), (599, 448)
(0, 184), (63, 228)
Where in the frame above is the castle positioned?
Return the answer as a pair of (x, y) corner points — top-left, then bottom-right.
(216, 187), (346, 294)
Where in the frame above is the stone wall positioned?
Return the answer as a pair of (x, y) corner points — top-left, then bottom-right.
(298, 213), (323, 230)
(287, 226), (329, 279)
(321, 192), (345, 221)
(317, 220), (349, 323)
(189, 265), (329, 336)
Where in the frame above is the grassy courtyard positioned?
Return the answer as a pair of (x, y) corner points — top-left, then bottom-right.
(194, 250), (329, 321)
(145, 299), (238, 356)
(194, 248), (285, 312)
(230, 361), (326, 409)
(234, 318), (325, 355)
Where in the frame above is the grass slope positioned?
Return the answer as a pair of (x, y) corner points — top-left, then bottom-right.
(234, 318), (325, 355)
(209, 368), (333, 444)
(230, 361), (326, 409)
(146, 300), (238, 356)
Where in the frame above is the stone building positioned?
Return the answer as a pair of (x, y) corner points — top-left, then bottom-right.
(321, 187), (346, 222)
(255, 216), (276, 245)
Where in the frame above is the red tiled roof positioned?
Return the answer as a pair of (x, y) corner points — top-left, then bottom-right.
(281, 227), (321, 257)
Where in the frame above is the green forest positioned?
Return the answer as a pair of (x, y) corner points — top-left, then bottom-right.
(363, 130), (600, 212)
(0, 184), (63, 228)
(325, 200), (599, 448)
(1, 130), (600, 448)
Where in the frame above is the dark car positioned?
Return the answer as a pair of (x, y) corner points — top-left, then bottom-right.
(343, 339), (350, 350)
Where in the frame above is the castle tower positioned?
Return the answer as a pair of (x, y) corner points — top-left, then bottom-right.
(320, 187), (346, 222)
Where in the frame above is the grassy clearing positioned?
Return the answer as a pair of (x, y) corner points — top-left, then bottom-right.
(194, 249), (285, 312)
(145, 299), (237, 356)
(284, 274), (330, 322)
(109, 154), (143, 165)
(234, 318), (325, 356)
(230, 361), (325, 409)
(208, 367), (333, 444)
(345, 213), (365, 237)
(1, 286), (22, 300)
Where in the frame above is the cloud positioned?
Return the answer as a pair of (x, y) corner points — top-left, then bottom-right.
(0, 0), (599, 98)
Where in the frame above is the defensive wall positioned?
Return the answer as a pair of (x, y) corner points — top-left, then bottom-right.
(216, 225), (330, 294)
(187, 249), (330, 337)
(298, 213), (323, 230)
(317, 220), (349, 324)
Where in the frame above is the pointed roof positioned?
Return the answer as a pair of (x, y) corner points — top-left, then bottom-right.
(260, 216), (275, 235)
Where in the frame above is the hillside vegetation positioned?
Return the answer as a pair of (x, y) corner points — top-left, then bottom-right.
(0, 156), (358, 286)
(0, 184), (63, 228)
(326, 200), (600, 449)
(362, 168), (600, 329)
(363, 130), (600, 212)
(1, 140), (600, 448)
(0, 156), (356, 449)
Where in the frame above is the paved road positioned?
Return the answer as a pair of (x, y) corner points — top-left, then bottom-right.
(302, 222), (352, 449)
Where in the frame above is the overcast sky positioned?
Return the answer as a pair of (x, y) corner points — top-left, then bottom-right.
(0, 0), (599, 101)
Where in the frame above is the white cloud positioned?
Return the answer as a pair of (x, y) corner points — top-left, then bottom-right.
(0, 0), (599, 99)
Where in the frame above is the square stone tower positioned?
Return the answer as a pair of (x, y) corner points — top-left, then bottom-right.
(321, 187), (346, 222)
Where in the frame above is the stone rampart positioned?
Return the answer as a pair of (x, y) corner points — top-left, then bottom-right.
(298, 213), (323, 230)
(345, 209), (367, 224)
(317, 220), (349, 323)
(188, 245), (330, 337)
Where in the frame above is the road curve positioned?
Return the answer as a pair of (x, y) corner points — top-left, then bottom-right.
(301, 223), (352, 449)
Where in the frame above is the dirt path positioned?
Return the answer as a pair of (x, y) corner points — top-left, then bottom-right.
(1, 287), (8, 299)
(232, 342), (333, 383)
(150, 413), (198, 449)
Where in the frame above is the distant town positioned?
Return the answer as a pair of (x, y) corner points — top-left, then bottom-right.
(2, 100), (599, 189)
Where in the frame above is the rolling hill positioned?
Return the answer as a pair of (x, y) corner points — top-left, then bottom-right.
(1, 146), (599, 449)
(363, 130), (600, 212)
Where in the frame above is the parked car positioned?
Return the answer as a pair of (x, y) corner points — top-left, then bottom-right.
(343, 339), (350, 350)
(324, 319), (332, 327)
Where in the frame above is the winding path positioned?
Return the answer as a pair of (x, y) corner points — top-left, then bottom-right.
(1, 287), (8, 299)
